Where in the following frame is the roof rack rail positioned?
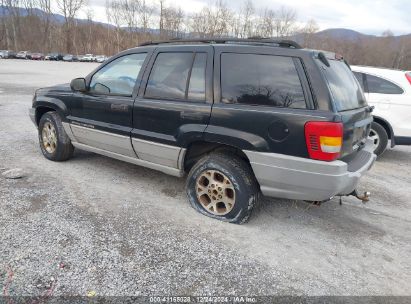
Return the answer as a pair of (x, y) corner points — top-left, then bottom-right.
(138, 38), (302, 49)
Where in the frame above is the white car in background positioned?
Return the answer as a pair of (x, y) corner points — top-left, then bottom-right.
(352, 66), (411, 156)
(81, 54), (95, 62)
(95, 55), (107, 63)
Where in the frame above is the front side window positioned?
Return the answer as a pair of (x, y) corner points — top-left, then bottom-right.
(145, 52), (206, 101)
(220, 53), (306, 109)
(90, 53), (147, 95)
(366, 74), (404, 94)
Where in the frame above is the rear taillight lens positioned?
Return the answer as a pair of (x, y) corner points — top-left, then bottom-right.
(305, 122), (343, 161)
(405, 72), (411, 85)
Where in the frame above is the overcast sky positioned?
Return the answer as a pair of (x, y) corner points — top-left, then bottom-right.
(83, 0), (411, 35)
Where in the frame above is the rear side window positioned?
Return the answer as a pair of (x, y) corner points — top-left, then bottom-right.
(320, 60), (366, 111)
(145, 52), (206, 101)
(90, 53), (146, 95)
(366, 74), (404, 94)
(220, 53), (306, 109)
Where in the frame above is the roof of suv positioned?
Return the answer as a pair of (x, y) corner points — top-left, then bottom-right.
(128, 38), (339, 61)
(138, 38), (303, 49)
(124, 38), (331, 60)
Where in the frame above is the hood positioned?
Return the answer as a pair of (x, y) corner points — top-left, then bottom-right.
(35, 83), (71, 96)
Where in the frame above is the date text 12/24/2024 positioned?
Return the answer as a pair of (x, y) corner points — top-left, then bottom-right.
(149, 296), (257, 303)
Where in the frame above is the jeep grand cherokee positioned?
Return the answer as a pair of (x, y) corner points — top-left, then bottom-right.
(29, 38), (376, 224)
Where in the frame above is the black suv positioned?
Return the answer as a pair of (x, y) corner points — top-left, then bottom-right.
(30, 38), (376, 224)
(46, 53), (64, 61)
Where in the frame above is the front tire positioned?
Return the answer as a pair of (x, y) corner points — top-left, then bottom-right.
(186, 152), (260, 224)
(38, 112), (74, 161)
(369, 122), (388, 156)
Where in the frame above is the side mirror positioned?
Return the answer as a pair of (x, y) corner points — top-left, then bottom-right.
(70, 78), (86, 92)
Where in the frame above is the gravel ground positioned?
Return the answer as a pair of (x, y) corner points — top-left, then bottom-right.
(0, 59), (410, 297)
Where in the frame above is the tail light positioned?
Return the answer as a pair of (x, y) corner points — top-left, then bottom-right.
(405, 72), (411, 86)
(305, 122), (343, 161)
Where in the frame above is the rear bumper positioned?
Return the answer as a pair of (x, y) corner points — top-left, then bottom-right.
(244, 139), (377, 201)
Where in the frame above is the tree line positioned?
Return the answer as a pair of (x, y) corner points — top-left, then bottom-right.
(0, 0), (410, 69)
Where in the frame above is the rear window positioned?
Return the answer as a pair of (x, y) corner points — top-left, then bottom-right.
(221, 53), (307, 109)
(320, 59), (367, 111)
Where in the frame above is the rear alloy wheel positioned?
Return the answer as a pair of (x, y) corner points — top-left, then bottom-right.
(186, 152), (260, 224)
(369, 122), (388, 156)
(196, 170), (236, 216)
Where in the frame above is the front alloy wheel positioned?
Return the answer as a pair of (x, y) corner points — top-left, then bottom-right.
(38, 112), (74, 161)
(41, 121), (58, 154)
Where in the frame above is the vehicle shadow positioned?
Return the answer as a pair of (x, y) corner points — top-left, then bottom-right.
(70, 148), (390, 243)
(247, 194), (388, 243)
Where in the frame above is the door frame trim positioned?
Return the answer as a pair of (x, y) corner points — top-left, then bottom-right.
(131, 137), (185, 169)
(71, 142), (184, 177)
(63, 122), (186, 176)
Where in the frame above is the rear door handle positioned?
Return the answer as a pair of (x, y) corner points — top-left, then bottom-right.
(180, 111), (204, 120)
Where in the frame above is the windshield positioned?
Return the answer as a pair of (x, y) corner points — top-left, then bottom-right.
(320, 59), (367, 111)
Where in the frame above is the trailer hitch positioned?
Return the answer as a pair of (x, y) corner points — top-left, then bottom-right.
(339, 190), (371, 205)
(306, 190), (371, 207)
(352, 190), (371, 202)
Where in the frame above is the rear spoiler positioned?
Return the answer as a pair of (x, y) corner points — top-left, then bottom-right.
(316, 51), (351, 69)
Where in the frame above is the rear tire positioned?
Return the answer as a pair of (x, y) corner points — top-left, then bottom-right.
(369, 122), (388, 156)
(186, 152), (260, 224)
(38, 112), (74, 161)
